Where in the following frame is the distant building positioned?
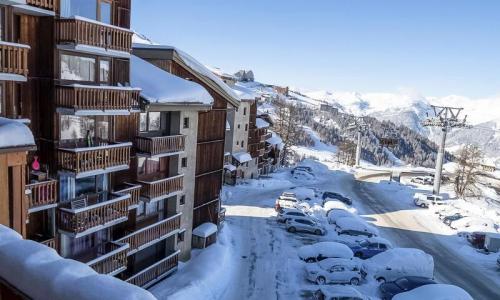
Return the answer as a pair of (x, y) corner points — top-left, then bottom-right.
(320, 104), (339, 115)
(273, 86), (289, 96)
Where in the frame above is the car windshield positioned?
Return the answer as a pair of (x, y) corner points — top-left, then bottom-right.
(395, 278), (411, 290)
(359, 240), (370, 247)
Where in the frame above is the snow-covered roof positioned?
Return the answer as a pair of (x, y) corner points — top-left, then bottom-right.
(132, 36), (240, 108)
(266, 133), (283, 145)
(232, 151), (252, 163)
(192, 222), (218, 238)
(224, 164), (237, 172)
(130, 55), (213, 106)
(206, 66), (237, 81)
(365, 248), (434, 275)
(256, 118), (270, 129)
(393, 284), (472, 300)
(0, 225), (155, 300)
(232, 84), (259, 101)
(298, 242), (353, 260)
(0, 117), (35, 150)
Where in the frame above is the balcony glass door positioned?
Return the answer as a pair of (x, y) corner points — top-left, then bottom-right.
(60, 0), (97, 20)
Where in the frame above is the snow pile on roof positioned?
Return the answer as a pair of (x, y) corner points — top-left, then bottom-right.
(256, 118), (270, 129)
(224, 164), (237, 172)
(364, 248), (434, 277)
(0, 118), (35, 149)
(233, 151), (252, 163)
(206, 66), (237, 81)
(130, 55), (213, 106)
(232, 84), (259, 101)
(393, 284), (473, 300)
(298, 242), (353, 260)
(266, 132), (283, 146)
(132, 32), (158, 45)
(192, 222), (218, 238)
(0, 225), (156, 300)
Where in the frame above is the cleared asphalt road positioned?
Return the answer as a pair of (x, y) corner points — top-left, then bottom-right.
(345, 174), (499, 300)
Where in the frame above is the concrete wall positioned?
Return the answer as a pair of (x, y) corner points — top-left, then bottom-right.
(231, 101), (258, 179)
(177, 109), (199, 261)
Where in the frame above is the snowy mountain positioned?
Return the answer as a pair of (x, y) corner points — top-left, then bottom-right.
(446, 119), (500, 161)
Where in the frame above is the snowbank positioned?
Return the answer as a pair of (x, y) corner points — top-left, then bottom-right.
(192, 223), (218, 238)
(130, 55), (213, 105)
(0, 117), (35, 149)
(393, 284), (473, 300)
(298, 242), (353, 260)
(0, 225), (156, 300)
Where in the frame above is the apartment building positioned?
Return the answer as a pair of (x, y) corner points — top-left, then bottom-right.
(131, 44), (240, 232)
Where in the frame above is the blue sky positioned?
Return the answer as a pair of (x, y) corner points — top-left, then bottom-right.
(132, 0), (500, 98)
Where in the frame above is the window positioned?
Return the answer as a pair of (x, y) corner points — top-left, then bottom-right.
(241, 141), (245, 148)
(179, 195), (186, 205)
(243, 107), (247, 115)
(140, 112), (162, 132)
(60, 54), (96, 81)
(0, 7), (5, 41)
(245, 124), (248, 131)
(99, 0), (112, 24)
(99, 59), (110, 83)
(139, 113), (147, 132)
(237, 124), (241, 129)
(181, 157), (187, 168)
(183, 117), (190, 129)
(137, 157), (160, 176)
(60, 115), (108, 140)
(0, 83), (3, 116)
(61, 0), (97, 21)
(236, 141), (239, 146)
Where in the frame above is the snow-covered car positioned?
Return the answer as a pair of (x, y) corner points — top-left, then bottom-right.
(413, 193), (444, 208)
(442, 213), (466, 226)
(327, 209), (356, 225)
(275, 193), (299, 211)
(363, 248), (434, 283)
(287, 187), (316, 201)
(322, 192), (352, 206)
(298, 242), (354, 263)
(410, 177), (426, 184)
(313, 286), (370, 300)
(305, 258), (364, 285)
(348, 237), (393, 259)
(379, 276), (436, 300)
(323, 200), (351, 212)
(436, 207), (462, 219)
(286, 217), (326, 235)
(291, 166), (313, 174)
(277, 208), (311, 223)
(448, 216), (496, 231)
(392, 284), (472, 300)
(335, 217), (379, 238)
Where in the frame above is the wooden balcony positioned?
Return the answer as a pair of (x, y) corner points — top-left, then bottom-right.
(0, 41), (29, 78)
(57, 192), (132, 236)
(135, 135), (185, 157)
(26, 179), (58, 212)
(83, 242), (129, 276)
(113, 183), (142, 209)
(137, 174), (183, 202)
(40, 237), (57, 251)
(56, 17), (133, 53)
(126, 250), (180, 288)
(26, 0), (56, 11)
(57, 140), (131, 178)
(115, 213), (181, 255)
(56, 85), (140, 115)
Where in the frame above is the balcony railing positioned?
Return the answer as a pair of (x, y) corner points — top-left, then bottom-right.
(40, 237), (57, 251)
(115, 214), (181, 255)
(56, 17), (133, 52)
(57, 193), (132, 235)
(57, 141), (131, 177)
(85, 242), (129, 276)
(135, 135), (185, 157)
(137, 174), (183, 202)
(56, 85), (140, 113)
(114, 183), (141, 209)
(0, 41), (29, 77)
(26, 179), (58, 212)
(126, 250), (180, 288)
(26, 0), (56, 10)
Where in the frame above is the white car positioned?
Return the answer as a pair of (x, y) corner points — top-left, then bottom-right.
(411, 177), (426, 184)
(275, 194), (299, 211)
(298, 242), (354, 263)
(393, 284), (472, 300)
(286, 217), (326, 235)
(313, 286), (370, 300)
(413, 193), (444, 208)
(335, 217), (379, 238)
(363, 248), (434, 283)
(277, 208), (311, 223)
(327, 209), (355, 225)
(305, 258), (364, 285)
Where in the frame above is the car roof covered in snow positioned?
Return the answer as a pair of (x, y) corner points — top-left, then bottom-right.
(327, 209), (354, 220)
(317, 257), (360, 270)
(192, 222), (218, 238)
(298, 242), (354, 259)
(319, 286), (364, 298)
(0, 225), (156, 300)
(364, 236), (393, 247)
(393, 284), (472, 300)
(0, 118), (35, 150)
(336, 217), (379, 235)
(130, 55), (214, 107)
(365, 248), (434, 274)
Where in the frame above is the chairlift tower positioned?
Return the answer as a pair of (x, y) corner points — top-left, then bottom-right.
(347, 116), (369, 167)
(422, 105), (470, 195)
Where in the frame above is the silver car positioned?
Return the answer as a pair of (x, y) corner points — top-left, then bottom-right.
(277, 208), (310, 223)
(286, 217), (326, 235)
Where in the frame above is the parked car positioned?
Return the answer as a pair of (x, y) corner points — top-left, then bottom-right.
(348, 237), (393, 259)
(466, 231), (487, 249)
(298, 242), (354, 263)
(410, 177), (426, 184)
(287, 187), (315, 201)
(392, 284), (472, 300)
(379, 276), (436, 300)
(286, 217), (326, 235)
(335, 217), (379, 238)
(413, 193), (444, 208)
(314, 286), (370, 300)
(436, 207), (461, 219)
(443, 213), (466, 226)
(448, 216), (495, 231)
(291, 166), (313, 174)
(327, 209), (355, 225)
(275, 193), (299, 211)
(306, 258), (364, 285)
(277, 208), (311, 223)
(322, 192), (352, 206)
(363, 248), (434, 284)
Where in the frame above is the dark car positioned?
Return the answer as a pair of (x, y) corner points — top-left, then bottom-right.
(379, 276), (436, 300)
(443, 213), (465, 225)
(349, 238), (392, 259)
(291, 166), (313, 174)
(322, 192), (352, 205)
